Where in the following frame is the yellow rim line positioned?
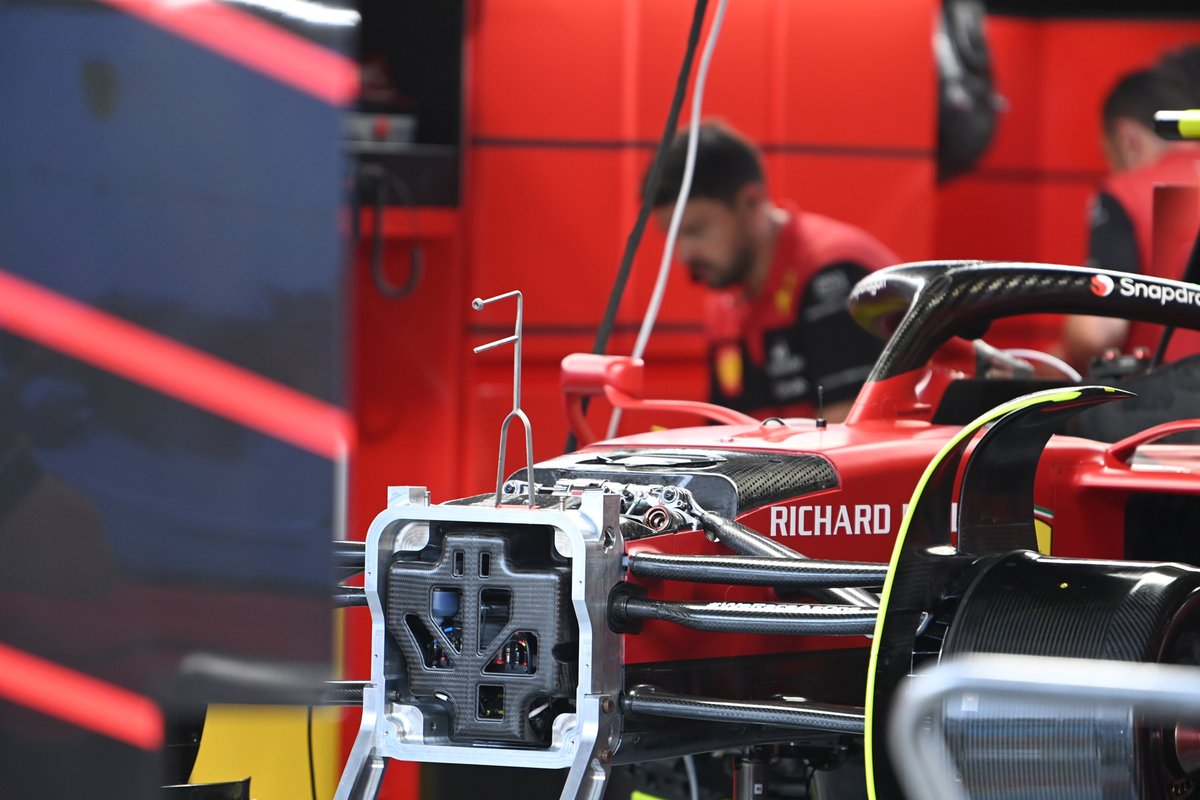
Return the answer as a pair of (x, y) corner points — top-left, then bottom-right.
(1179, 114), (1200, 139)
(862, 388), (1085, 800)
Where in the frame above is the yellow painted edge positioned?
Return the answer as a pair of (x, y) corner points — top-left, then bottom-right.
(862, 388), (1084, 800)
(1179, 113), (1200, 139)
(1034, 519), (1053, 555)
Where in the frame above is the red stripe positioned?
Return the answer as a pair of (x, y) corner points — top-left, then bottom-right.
(98, 0), (358, 106)
(0, 642), (163, 750)
(0, 270), (353, 460)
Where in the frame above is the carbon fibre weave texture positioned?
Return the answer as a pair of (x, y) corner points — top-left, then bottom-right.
(870, 266), (1089, 381)
(626, 552), (887, 588)
(621, 597), (878, 636)
(854, 262), (1200, 382)
(387, 531), (573, 744)
(711, 451), (839, 511)
(625, 690), (866, 734)
(536, 449), (838, 515)
(943, 553), (1200, 661)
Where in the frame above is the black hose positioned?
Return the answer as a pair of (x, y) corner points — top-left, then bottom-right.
(614, 596), (877, 636)
(624, 688), (865, 735)
(564, 0), (711, 453)
(695, 509), (880, 609)
(627, 552), (887, 589)
(333, 540), (366, 570)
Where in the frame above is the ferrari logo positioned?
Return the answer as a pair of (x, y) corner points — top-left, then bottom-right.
(715, 345), (743, 397)
(774, 270), (798, 316)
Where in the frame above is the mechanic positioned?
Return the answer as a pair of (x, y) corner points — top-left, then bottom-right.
(652, 120), (899, 422)
(1064, 67), (1200, 367)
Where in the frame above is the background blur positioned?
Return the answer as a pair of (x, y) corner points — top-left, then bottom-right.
(1, 0), (1198, 798)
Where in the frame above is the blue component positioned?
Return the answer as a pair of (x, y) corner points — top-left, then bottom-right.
(432, 588), (460, 621)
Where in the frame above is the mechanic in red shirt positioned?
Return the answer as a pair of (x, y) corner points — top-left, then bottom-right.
(1065, 68), (1200, 367)
(651, 121), (899, 423)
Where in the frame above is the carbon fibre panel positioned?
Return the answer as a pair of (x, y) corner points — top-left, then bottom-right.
(532, 448), (838, 518)
(851, 262), (1200, 381)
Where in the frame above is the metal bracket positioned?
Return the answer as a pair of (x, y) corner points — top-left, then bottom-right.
(472, 290), (535, 507)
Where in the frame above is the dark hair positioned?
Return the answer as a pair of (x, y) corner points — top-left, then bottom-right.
(1103, 68), (1196, 133)
(650, 121), (764, 207)
(1159, 45), (1200, 102)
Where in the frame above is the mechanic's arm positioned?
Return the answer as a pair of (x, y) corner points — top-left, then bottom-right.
(1065, 192), (1138, 369)
(1063, 316), (1129, 366)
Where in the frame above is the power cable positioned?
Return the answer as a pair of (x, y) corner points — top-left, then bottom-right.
(563, 0), (710, 452)
(606, 0), (731, 440)
(307, 705), (318, 800)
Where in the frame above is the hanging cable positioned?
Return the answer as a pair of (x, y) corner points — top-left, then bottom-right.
(1153, 227), (1200, 367)
(563, 0), (710, 453)
(1003, 349), (1081, 382)
(307, 705), (318, 800)
(607, 0), (731, 440)
(358, 162), (423, 301)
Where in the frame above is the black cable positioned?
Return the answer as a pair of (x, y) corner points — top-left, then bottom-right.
(1152, 323), (1174, 368)
(359, 163), (424, 301)
(1152, 226), (1200, 367)
(564, 0), (711, 452)
(307, 705), (318, 800)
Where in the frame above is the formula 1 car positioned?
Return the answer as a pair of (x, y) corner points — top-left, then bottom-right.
(334, 261), (1200, 800)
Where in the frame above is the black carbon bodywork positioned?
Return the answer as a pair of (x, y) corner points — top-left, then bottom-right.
(624, 688), (865, 735)
(850, 262), (1200, 381)
(940, 551), (1200, 800)
(614, 596), (878, 636)
(945, 552), (1200, 664)
(531, 449), (838, 518)
(387, 530), (574, 745)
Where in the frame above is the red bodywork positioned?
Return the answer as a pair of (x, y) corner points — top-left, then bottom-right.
(562, 334), (1200, 667)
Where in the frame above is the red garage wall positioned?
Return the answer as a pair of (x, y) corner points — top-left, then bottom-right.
(343, 5), (1199, 797)
(934, 16), (1200, 353)
(462, 0), (938, 497)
